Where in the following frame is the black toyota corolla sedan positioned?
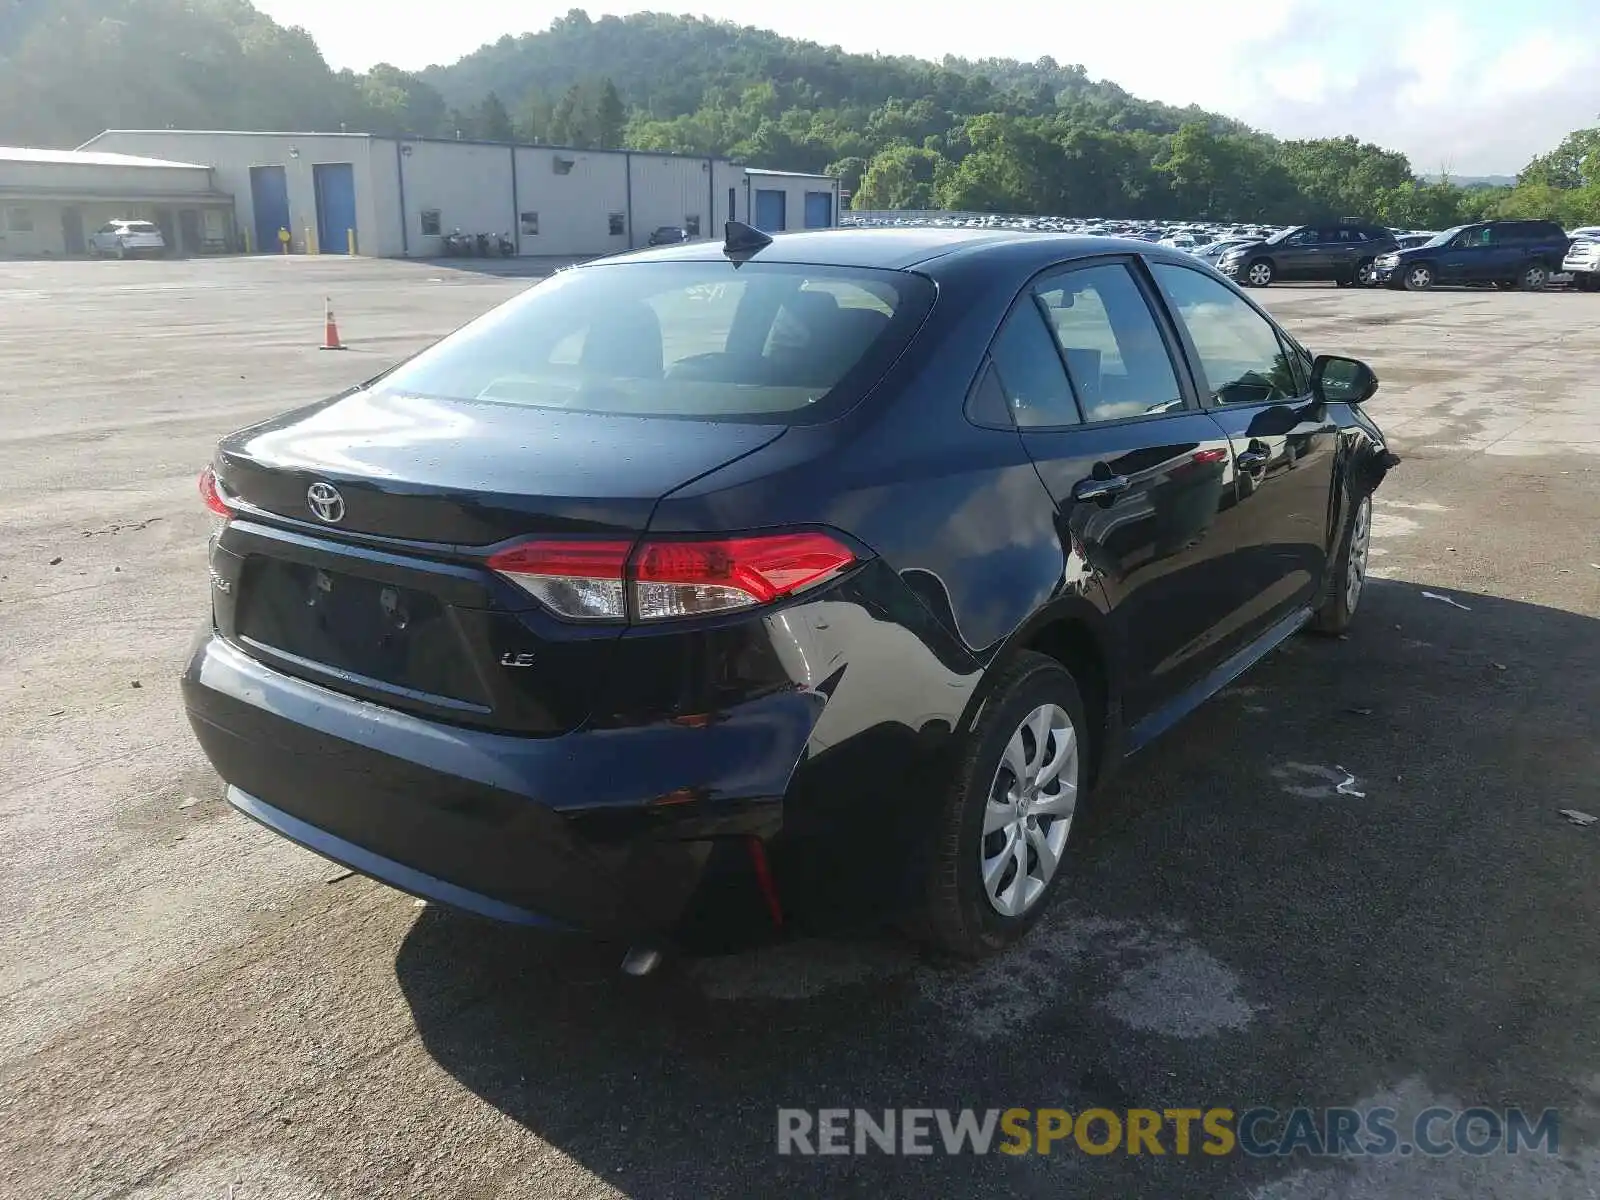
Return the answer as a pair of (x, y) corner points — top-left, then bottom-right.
(185, 224), (1394, 960)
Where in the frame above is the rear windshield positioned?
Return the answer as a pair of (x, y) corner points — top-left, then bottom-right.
(121, 222), (159, 233)
(374, 260), (934, 423)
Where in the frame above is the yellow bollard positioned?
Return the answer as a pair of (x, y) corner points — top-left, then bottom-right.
(347, 227), (357, 256)
(278, 226), (290, 254)
(243, 227), (252, 255)
(305, 226), (318, 255)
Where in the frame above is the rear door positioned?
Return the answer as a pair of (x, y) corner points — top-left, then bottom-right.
(1319, 227), (1361, 279)
(1147, 261), (1339, 640)
(996, 256), (1244, 721)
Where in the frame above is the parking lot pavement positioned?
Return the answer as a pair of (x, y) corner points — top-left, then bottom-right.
(1, 261), (1596, 1199)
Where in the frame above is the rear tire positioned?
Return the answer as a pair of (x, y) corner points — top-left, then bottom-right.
(915, 652), (1089, 959)
(1244, 259), (1274, 288)
(1311, 492), (1372, 636)
(1519, 262), (1548, 291)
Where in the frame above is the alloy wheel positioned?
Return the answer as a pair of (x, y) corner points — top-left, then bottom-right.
(980, 703), (1079, 917)
(1356, 260), (1376, 286)
(1523, 265), (1547, 290)
(1407, 265), (1432, 290)
(1346, 495), (1372, 614)
(1247, 262), (1273, 287)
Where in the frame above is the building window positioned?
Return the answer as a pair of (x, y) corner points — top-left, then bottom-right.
(684, 215), (700, 237)
(520, 212), (539, 236)
(420, 209), (442, 236)
(608, 213), (625, 236)
(8, 207), (34, 233)
(553, 157), (575, 176)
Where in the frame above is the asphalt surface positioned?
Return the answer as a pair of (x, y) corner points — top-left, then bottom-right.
(1, 258), (1597, 1199)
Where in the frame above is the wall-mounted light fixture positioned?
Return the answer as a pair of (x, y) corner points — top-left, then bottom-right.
(288, 147), (300, 159)
(401, 144), (413, 157)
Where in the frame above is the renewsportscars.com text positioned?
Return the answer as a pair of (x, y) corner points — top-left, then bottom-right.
(777, 1106), (1560, 1158)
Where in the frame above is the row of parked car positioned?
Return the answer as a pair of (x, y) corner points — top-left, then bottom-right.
(842, 212), (1600, 293)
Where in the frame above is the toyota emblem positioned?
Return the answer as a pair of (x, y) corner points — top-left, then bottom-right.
(306, 481), (345, 524)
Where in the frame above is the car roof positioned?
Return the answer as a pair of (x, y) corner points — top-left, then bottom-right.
(582, 227), (1206, 275)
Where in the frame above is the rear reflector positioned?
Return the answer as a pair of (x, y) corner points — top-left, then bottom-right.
(487, 532), (857, 622)
(198, 466), (233, 518)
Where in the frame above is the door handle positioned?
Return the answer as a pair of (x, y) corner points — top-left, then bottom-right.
(1236, 447), (1271, 470)
(1073, 474), (1130, 502)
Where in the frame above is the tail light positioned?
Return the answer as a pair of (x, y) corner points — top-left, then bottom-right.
(198, 465), (233, 518)
(487, 531), (857, 622)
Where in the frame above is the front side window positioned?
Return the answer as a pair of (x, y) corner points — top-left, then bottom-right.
(1151, 264), (1301, 406)
(372, 261), (931, 424)
(1035, 263), (1184, 422)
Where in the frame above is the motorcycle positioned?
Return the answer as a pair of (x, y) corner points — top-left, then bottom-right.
(442, 229), (471, 257)
(496, 232), (515, 257)
(474, 233), (492, 257)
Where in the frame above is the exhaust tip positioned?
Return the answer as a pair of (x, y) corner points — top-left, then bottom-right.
(620, 946), (664, 977)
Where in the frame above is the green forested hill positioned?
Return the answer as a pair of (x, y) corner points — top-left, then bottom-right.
(422, 11), (1248, 141)
(1, 1), (1595, 227)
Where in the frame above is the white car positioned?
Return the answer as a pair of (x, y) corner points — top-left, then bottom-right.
(1563, 228), (1600, 292)
(88, 220), (167, 259)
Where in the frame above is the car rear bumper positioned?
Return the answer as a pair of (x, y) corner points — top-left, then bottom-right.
(184, 633), (819, 935)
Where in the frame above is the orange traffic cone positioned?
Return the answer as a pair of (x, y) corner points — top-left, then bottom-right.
(321, 297), (346, 351)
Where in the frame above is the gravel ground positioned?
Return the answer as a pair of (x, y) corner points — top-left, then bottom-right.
(1, 258), (1597, 1199)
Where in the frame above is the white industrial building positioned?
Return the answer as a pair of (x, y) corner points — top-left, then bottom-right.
(56, 130), (842, 259)
(0, 146), (237, 256)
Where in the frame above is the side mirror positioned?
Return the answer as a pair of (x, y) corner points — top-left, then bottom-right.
(1311, 354), (1378, 406)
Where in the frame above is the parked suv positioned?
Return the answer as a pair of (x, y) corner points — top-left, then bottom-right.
(1216, 223), (1397, 288)
(1563, 227), (1600, 291)
(1374, 220), (1571, 291)
(87, 219), (166, 259)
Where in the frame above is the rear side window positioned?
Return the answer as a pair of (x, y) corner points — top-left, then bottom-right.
(1035, 263), (1185, 422)
(374, 261), (933, 424)
(990, 304), (1080, 428)
(1151, 264), (1301, 406)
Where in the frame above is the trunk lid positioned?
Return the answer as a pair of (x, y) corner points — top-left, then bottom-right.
(210, 389), (785, 734)
(216, 388), (785, 544)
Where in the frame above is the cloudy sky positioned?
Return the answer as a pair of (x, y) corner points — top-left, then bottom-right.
(254, 0), (1597, 174)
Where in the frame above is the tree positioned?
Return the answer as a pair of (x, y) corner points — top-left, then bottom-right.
(549, 82), (586, 146)
(824, 156), (869, 197)
(854, 144), (948, 210)
(476, 90), (514, 141)
(516, 86), (553, 143)
(1519, 125), (1600, 189)
(594, 78), (626, 148)
(1277, 136), (1413, 220)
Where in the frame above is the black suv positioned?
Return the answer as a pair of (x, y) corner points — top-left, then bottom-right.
(1217, 224), (1397, 288)
(1373, 220), (1571, 291)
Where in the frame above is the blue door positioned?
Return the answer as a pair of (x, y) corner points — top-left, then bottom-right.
(754, 189), (786, 232)
(313, 163), (358, 254)
(804, 191), (833, 228)
(249, 165), (290, 253)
